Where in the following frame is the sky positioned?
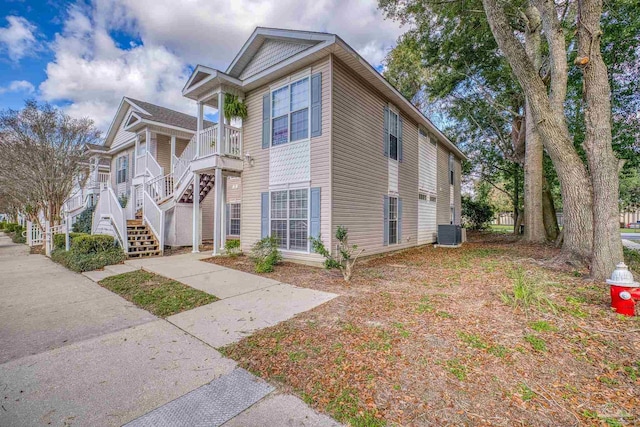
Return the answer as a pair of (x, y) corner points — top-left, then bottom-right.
(0, 0), (406, 133)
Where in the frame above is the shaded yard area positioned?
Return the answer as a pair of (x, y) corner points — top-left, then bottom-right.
(210, 233), (640, 427)
(99, 271), (218, 317)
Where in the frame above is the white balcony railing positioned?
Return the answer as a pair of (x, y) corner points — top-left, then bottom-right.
(136, 152), (163, 178)
(197, 126), (218, 158)
(196, 125), (242, 159)
(223, 125), (242, 158)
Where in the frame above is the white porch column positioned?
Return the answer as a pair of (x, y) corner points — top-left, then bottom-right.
(196, 102), (204, 158)
(170, 135), (176, 172)
(145, 128), (151, 173)
(221, 175), (227, 248)
(192, 172), (200, 253)
(217, 91), (225, 155)
(212, 168), (224, 255)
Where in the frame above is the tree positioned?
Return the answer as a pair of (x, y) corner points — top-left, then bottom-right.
(0, 100), (100, 227)
(481, 0), (623, 279)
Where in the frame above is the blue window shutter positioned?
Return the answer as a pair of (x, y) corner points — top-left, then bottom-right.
(383, 106), (389, 157)
(310, 73), (322, 137)
(225, 203), (230, 236)
(383, 195), (389, 246)
(398, 198), (403, 243)
(310, 187), (321, 252)
(261, 192), (269, 238)
(262, 93), (270, 149)
(398, 116), (404, 162)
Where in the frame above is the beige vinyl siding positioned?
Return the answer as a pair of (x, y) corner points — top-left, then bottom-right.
(155, 134), (171, 173)
(240, 56), (332, 263)
(111, 107), (136, 149)
(201, 191), (214, 242)
(333, 57), (419, 256)
(454, 158), (462, 225)
(436, 143), (451, 225)
(240, 39), (313, 80)
(175, 137), (190, 158)
(227, 177), (242, 203)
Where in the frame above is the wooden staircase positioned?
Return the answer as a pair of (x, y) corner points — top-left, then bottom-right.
(126, 220), (161, 258)
(179, 173), (214, 203)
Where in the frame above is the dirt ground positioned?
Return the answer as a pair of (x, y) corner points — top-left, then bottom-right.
(208, 232), (640, 427)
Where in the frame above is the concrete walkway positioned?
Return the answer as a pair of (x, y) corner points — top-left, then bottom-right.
(124, 252), (338, 348)
(623, 239), (640, 251)
(0, 234), (340, 426)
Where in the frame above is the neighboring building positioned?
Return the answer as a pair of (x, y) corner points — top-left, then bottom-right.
(90, 27), (466, 261)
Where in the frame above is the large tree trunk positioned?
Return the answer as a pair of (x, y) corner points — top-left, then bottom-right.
(577, 0), (624, 280)
(542, 175), (560, 241)
(523, 3), (546, 243)
(482, 0), (594, 263)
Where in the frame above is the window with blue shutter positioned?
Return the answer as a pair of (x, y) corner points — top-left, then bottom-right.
(310, 188), (321, 252)
(383, 106), (389, 157)
(310, 73), (322, 137)
(262, 94), (270, 149)
(383, 195), (389, 246)
(398, 198), (403, 242)
(398, 116), (403, 162)
(269, 77), (311, 147)
(261, 192), (269, 237)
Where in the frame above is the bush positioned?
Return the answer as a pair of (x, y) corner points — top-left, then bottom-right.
(4, 223), (20, 233)
(53, 232), (88, 250)
(310, 226), (364, 282)
(72, 234), (118, 254)
(250, 237), (282, 273)
(224, 239), (241, 257)
(0, 221), (6, 230)
(10, 227), (26, 244)
(72, 205), (95, 234)
(462, 196), (495, 230)
(51, 247), (126, 273)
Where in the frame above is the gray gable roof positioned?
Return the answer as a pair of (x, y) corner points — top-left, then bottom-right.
(126, 98), (215, 131)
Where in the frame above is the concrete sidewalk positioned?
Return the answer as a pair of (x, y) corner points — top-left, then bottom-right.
(126, 252), (338, 348)
(0, 234), (341, 426)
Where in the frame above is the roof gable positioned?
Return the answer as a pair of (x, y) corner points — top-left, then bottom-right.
(226, 27), (333, 79)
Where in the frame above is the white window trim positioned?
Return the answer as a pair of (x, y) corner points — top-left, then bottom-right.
(269, 75), (312, 148)
(116, 155), (128, 185)
(388, 195), (400, 246)
(387, 104), (400, 162)
(268, 187), (311, 253)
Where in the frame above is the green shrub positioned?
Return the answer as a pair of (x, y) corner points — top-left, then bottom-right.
(462, 195), (495, 230)
(0, 221), (6, 230)
(310, 226), (364, 282)
(10, 227), (26, 244)
(72, 205), (95, 234)
(250, 237), (282, 273)
(53, 232), (89, 250)
(51, 247), (126, 273)
(4, 223), (20, 233)
(224, 239), (241, 257)
(72, 234), (118, 254)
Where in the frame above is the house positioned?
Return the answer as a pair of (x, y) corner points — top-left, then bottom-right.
(89, 27), (466, 261)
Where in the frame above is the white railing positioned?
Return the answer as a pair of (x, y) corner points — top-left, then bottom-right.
(173, 134), (198, 186)
(223, 125), (242, 157)
(146, 173), (174, 203)
(65, 193), (84, 212)
(143, 190), (164, 254)
(198, 126), (218, 158)
(136, 152), (163, 179)
(26, 221), (43, 246)
(92, 186), (128, 252)
(135, 155), (145, 177)
(135, 185), (144, 211)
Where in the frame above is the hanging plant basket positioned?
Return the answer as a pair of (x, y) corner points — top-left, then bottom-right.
(223, 94), (248, 122)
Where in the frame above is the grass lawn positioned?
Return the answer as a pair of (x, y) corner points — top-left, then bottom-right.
(211, 233), (640, 427)
(98, 270), (217, 317)
(621, 228), (640, 233)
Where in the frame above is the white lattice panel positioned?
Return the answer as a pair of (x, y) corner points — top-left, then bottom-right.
(241, 40), (312, 80)
(269, 140), (310, 185)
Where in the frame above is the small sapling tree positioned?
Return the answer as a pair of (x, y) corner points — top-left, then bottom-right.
(310, 226), (364, 282)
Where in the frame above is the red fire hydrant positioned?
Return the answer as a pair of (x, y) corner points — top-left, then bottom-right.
(606, 262), (640, 316)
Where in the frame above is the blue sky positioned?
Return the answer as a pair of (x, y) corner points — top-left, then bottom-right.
(0, 0), (405, 133)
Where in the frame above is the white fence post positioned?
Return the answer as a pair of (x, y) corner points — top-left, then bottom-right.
(44, 220), (51, 257)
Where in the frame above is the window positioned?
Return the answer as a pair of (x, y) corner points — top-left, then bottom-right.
(271, 77), (309, 146)
(227, 203), (241, 236)
(389, 109), (399, 160)
(419, 193), (428, 201)
(389, 196), (398, 245)
(116, 155), (128, 184)
(449, 153), (455, 185)
(270, 189), (309, 251)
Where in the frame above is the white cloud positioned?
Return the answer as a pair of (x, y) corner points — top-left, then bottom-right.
(0, 16), (39, 62)
(0, 79), (35, 94)
(40, 0), (404, 131)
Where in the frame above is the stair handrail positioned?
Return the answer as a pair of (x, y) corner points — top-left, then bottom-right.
(145, 151), (163, 179)
(142, 187), (164, 254)
(145, 172), (174, 203)
(92, 186), (128, 252)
